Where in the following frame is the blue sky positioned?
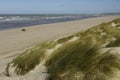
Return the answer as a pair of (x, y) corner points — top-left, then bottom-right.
(0, 0), (120, 14)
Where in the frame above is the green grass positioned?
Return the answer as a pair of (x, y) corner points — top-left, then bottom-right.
(36, 41), (57, 49)
(46, 38), (120, 80)
(6, 18), (120, 79)
(113, 18), (120, 24)
(13, 49), (45, 75)
(79, 19), (120, 47)
(106, 37), (120, 47)
(6, 41), (57, 75)
(46, 38), (95, 79)
(46, 18), (120, 80)
(56, 35), (75, 43)
(83, 51), (120, 80)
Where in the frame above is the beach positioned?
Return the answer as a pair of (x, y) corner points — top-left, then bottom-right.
(0, 15), (120, 75)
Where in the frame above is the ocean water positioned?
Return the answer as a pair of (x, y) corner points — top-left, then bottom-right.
(0, 14), (100, 30)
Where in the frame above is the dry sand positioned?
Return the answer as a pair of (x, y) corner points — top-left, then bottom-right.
(0, 15), (120, 75)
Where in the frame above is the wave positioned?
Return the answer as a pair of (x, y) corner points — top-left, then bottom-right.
(0, 14), (99, 30)
(0, 15), (82, 22)
(0, 16), (30, 22)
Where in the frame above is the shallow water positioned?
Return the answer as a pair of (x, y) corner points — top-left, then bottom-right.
(0, 14), (99, 30)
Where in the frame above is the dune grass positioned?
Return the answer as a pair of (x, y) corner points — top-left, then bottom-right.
(6, 41), (57, 75)
(79, 19), (120, 47)
(106, 37), (120, 47)
(12, 48), (45, 75)
(46, 36), (98, 79)
(56, 35), (75, 43)
(46, 36), (120, 80)
(46, 18), (120, 80)
(113, 18), (120, 24)
(6, 18), (120, 79)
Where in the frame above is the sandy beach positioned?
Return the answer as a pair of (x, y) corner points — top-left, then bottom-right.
(0, 15), (120, 75)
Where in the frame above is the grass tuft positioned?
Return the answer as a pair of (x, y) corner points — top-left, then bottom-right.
(106, 37), (120, 47)
(46, 41), (120, 80)
(57, 35), (75, 43)
(46, 18), (120, 80)
(6, 41), (57, 75)
(6, 18), (120, 79)
(12, 49), (45, 75)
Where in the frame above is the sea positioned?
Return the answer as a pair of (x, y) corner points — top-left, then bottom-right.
(0, 14), (102, 30)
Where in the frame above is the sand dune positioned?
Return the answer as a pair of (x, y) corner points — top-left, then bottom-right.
(0, 15), (120, 75)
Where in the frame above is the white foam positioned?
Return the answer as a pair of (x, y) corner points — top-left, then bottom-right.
(0, 17), (4, 19)
(0, 16), (31, 22)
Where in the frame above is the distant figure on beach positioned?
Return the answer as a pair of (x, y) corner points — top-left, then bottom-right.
(21, 28), (26, 32)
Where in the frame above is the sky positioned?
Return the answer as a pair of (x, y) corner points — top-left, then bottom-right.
(0, 0), (120, 14)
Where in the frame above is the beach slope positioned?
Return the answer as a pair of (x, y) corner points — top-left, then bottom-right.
(0, 15), (120, 75)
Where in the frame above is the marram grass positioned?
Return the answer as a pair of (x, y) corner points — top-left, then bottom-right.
(6, 18), (120, 80)
(46, 18), (120, 80)
(6, 41), (57, 75)
(46, 37), (120, 80)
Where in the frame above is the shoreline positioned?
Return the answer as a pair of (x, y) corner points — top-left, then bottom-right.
(0, 16), (98, 31)
(0, 18), (93, 31)
(0, 15), (120, 54)
(0, 15), (112, 32)
(0, 14), (101, 31)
